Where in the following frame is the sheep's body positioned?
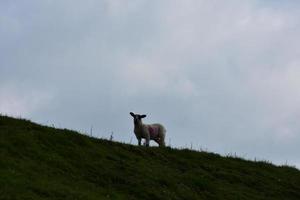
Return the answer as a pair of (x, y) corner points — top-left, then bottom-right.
(130, 112), (166, 147)
(134, 123), (166, 147)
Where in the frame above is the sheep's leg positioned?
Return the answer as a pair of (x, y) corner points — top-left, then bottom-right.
(159, 135), (165, 147)
(137, 138), (142, 146)
(154, 138), (160, 146)
(145, 135), (150, 147)
(145, 140), (150, 147)
(160, 139), (166, 147)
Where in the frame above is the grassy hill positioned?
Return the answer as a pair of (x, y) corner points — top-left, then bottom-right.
(1, 115), (300, 200)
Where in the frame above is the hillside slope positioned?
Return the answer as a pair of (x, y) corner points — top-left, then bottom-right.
(1, 115), (300, 200)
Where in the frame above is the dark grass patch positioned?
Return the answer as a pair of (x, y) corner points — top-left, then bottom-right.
(1, 115), (300, 200)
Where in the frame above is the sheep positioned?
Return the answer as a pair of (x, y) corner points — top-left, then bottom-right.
(130, 112), (166, 147)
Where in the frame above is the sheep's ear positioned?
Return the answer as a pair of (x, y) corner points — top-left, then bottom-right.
(130, 112), (135, 117)
(140, 115), (146, 118)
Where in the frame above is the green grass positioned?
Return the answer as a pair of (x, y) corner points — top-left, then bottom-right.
(1, 115), (300, 200)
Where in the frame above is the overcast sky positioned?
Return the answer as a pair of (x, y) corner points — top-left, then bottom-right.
(1, 0), (300, 168)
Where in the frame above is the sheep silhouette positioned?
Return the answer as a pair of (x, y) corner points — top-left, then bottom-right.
(130, 112), (166, 147)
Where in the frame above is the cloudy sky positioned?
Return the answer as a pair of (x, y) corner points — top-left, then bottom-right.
(1, 0), (300, 168)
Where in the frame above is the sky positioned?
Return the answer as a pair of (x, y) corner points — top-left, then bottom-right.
(1, 0), (300, 168)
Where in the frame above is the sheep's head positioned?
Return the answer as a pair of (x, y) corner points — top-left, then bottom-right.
(130, 112), (146, 126)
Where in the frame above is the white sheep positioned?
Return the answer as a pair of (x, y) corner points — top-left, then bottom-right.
(130, 112), (166, 147)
